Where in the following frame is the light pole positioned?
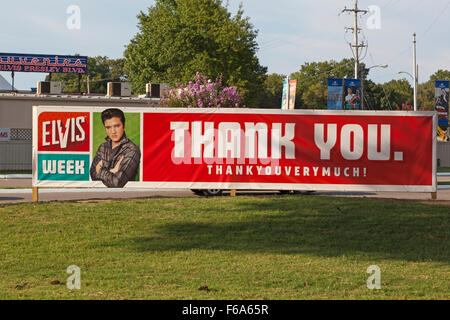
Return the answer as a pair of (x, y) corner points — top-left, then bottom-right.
(361, 64), (388, 110)
(413, 33), (418, 111)
(398, 71), (415, 110)
(398, 71), (413, 80)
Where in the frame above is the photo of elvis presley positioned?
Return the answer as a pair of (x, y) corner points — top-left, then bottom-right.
(90, 108), (141, 188)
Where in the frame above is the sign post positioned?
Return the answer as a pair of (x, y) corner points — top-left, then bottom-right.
(32, 187), (39, 203)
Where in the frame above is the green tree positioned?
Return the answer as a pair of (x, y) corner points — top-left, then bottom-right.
(381, 79), (413, 109)
(45, 56), (127, 94)
(301, 83), (327, 109)
(124, 0), (267, 106)
(418, 69), (450, 109)
(363, 80), (388, 110)
(257, 73), (286, 108)
(289, 58), (359, 109)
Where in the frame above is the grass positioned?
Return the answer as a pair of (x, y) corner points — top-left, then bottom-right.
(438, 167), (450, 173)
(0, 195), (449, 300)
(0, 170), (31, 175)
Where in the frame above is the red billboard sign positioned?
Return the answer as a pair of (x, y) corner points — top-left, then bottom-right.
(33, 107), (437, 192)
(38, 111), (90, 152)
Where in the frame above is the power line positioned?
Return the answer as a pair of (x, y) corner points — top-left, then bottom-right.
(383, 0), (398, 9)
(341, 0), (368, 80)
(422, 0), (450, 36)
(382, 0), (450, 68)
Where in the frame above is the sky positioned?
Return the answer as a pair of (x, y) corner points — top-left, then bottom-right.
(1, 0), (450, 90)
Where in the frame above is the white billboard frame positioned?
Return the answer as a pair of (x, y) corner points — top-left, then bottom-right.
(32, 106), (437, 193)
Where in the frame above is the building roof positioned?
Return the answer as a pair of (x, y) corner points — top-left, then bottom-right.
(0, 74), (14, 90)
(0, 91), (160, 106)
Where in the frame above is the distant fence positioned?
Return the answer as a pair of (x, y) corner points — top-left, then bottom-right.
(0, 128), (32, 170)
(437, 142), (450, 167)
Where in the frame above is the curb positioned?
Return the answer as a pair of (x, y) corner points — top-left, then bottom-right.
(0, 174), (32, 179)
(438, 173), (450, 176)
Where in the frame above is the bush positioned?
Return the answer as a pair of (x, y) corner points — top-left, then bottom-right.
(160, 72), (245, 108)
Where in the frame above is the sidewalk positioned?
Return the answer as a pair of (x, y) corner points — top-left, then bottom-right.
(1, 179), (450, 203)
(0, 179), (31, 188)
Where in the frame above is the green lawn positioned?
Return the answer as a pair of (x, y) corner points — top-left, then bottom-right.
(0, 170), (31, 175)
(0, 196), (448, 300)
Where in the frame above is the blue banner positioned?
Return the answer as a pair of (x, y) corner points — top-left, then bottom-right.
(327, 78), (343, 110)
(281, 79), (289, 110)
(0, 53), (88, 74)
(344, 79), (361, 110)
(435, 80), (449, 126)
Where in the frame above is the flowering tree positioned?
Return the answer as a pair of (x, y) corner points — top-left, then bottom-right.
(395, 102), (414, 111)
(160, 72), (245, 108)
(395, 101), (434, 111)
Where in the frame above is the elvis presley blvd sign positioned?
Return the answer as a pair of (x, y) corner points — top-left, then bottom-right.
(32, 106), (437, 192)
(0, 53), (87, 74)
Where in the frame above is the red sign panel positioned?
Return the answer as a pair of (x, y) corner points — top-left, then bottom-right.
(38, 112), (90, 152)
(143, 112), (435, 188)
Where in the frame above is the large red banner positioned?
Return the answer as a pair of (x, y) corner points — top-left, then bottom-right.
(33, 107), (436, 192)
(143, 111), (436, 191)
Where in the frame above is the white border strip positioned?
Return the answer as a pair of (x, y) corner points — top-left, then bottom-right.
(0, 174), (31, 179)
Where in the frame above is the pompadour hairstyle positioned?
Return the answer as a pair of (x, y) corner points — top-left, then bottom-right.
(101, 108), (125, 126)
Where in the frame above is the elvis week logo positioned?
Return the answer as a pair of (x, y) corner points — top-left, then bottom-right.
(37, 112), (90, 181)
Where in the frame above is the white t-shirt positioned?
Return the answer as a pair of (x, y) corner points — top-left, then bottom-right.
(345, 94), (355, 102)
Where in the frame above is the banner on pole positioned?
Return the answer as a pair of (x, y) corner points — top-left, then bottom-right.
(288, 80), (297, 110)
(281, 79), (289, 110)
(33, 106), (437, 192)
(344, 79), (361, 110)
(435, 80), (449, 126)
(327, 78), (344, 110)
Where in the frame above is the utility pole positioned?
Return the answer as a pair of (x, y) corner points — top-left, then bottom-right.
(413, 33), (418, 111)
(342, 1), (368, 79)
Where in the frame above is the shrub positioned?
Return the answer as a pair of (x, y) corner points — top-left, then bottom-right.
(160, 72), (245, 108)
